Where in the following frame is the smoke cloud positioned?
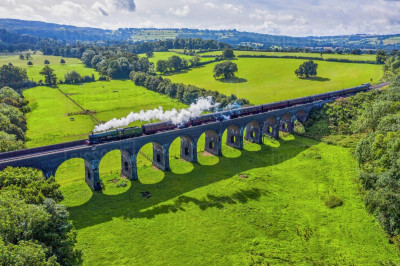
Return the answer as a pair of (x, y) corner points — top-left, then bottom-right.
(94, 97), (218, 132)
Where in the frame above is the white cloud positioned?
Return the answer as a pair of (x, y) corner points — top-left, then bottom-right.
(166, 5), (190, 17)
(0, 0), (400, 36)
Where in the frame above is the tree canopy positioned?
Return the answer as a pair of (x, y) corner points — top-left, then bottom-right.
(0, 65), (28, 89)
(295, 60), (318, 78)
(39, 66), (57, 85)
(222, 48), (235, 59)
(213, 61), (238, 79)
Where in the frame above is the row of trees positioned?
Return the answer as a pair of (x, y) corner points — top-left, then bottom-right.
(81, 49), (153, 79)
(156, 55), (200, 74)
(130, 71), (249, 107)
(0, 87), (28, 152)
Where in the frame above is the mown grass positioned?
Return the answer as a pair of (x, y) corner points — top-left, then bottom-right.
(166, 58), (383, 104)
(59, 80), (187, 123)
(55, 134), (400, 265)
(23, 86), (96, 147)
(0, 53), (98, 82)
(201, 50), (377, 61)
(23, 80), (188, 148)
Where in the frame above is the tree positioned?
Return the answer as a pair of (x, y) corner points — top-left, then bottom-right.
(60, 58), (66, 64)
(168, 55), (184, 72)
(222, 48), (235, 59)
(0, 65), (28, 89)
(189, 55), (201, 67)
(376, 50), (388, 64)
(295, 60), (318, 78)
(213, 61), (238, 79)
(0, 167), (81, 265)
(156, 60), (169, 74)
(64, 71), (82, 84)
(27, 61), (33, 66)
(146, 51), (154, 58)
(19, 54), (24, 60)
(25, 53), (31, 60)
(81, 49), (96, 67)
(39, 66), (57, 85)
(44, 59), (50, 64)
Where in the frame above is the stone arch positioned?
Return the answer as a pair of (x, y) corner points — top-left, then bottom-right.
(152, 142), (170, 171)
(202, 130), (221, 156)
(224, 124), (244, 150)
(176, 135), (197, 163)
(245, 120), (263, 144)
(280, 113), (293, 132)
(295, 110), (308, 123)
(264, 116), (279, 138)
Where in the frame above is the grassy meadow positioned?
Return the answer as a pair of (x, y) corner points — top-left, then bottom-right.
(200, 50), (378, 62)
(54, 134), (400, 265)
(0, 53), (98, 82)
(59, 80), (187, 123)
(23, 80), (187, 147)
(166, 58), (383, 104)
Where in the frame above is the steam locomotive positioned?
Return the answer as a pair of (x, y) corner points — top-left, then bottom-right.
(88, 83), (370, 144)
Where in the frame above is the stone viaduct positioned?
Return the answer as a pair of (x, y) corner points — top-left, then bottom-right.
(0, 101), (322, 191)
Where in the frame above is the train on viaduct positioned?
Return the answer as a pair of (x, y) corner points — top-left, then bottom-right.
(0, 83), (385, 191)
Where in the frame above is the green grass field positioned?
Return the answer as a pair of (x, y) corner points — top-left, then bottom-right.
(166, 58), (383, 104)
(54, 134), (400, 265)
(0, 53), (98, 82)
(23, 80), (187, 147)
(59, 80), (187, 123)
(200, 50), (377, 61)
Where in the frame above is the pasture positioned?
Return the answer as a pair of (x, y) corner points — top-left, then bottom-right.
(200, 50), (377, 62)
(23, 80), (187, 148)
(55, 134), (400, 265)
(0, 53), (98, 82)
(166, 58), (383, 104)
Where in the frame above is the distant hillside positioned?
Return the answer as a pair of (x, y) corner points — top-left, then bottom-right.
(1, 18), (400, 49)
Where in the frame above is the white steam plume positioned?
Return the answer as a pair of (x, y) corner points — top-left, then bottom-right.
(93, 97), (218, 132)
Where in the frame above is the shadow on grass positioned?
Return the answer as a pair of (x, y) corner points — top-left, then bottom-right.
(300, 77), (331, 82)
(217, 77), (248, 83)
(68, 135), (316, 229)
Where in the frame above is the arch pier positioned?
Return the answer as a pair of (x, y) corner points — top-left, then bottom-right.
(204, 130), (222, 156)
(245, 121), (263, 144)
(0, 102), (318, 191)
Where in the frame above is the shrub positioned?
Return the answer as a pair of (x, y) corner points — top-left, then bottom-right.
(324, 194), (343, 208)
(44, 60), (50, 64)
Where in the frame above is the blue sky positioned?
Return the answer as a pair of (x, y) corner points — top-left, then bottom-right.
(1, 0), (400, 36)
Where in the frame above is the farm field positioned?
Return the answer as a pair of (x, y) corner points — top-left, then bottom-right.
(23, 80), (187, 147)
(54, 134), (400, 265)
(59, 80), (187, 123)
(200, 50), (377, 61)
(0, 53), (98, 82)
(166, 58), (383, 104)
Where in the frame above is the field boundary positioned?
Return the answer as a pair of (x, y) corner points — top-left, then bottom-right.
(56, 88), (101, 124)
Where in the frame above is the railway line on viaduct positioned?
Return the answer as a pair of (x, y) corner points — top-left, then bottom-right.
(0, 82), (389, 190)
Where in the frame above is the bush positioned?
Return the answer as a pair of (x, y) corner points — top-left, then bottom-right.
(44, 59), (50, 64)
(324, 194), (343, 208)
